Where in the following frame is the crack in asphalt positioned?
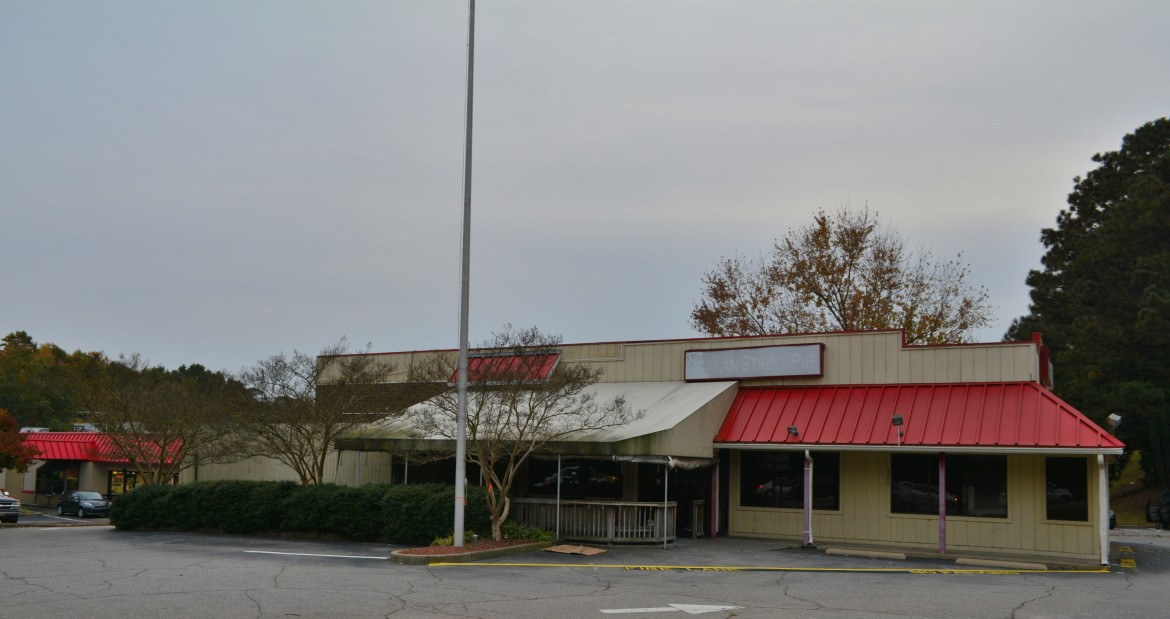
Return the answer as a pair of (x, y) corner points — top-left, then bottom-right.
(774, 573), (823, 612)
(1010, 584), (1056, 619)
(243, 587), (264, 619)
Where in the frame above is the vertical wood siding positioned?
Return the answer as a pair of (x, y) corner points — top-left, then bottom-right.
(727, 451), (1100, 563)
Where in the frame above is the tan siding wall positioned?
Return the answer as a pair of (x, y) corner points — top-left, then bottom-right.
(572, 332), (1039, 385)
(359, 331), (1040, 388)
(727, 451), (1100, 563)
(178, 451), (396, 486)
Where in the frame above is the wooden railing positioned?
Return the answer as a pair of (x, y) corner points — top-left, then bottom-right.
(512, 498), (676, 543)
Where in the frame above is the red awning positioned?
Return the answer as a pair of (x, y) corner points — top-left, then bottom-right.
(22, 432), (181, 464)
(714, 383), (1124, 454)
(448, 353), (560, 384)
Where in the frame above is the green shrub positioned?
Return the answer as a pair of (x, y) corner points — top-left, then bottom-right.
(279, 483), (391, 541)
(380, 484), (493, 545)
(430, 530), (478, 546)
(203, 480), (298, 534)
(501, 521), (556, 542)
(160, 482), (204, 530)
(112, 480), (504, 545)
(109, 484), (173, 530)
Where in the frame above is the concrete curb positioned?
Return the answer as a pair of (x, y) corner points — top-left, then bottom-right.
(824, 547), (907, 560)
(955, 557), (1048, 571)
(390, 540), (555, 565)
(2, 522), (111, 528)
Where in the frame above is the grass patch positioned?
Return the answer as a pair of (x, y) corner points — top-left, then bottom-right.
(1110, 452), (1166, 526)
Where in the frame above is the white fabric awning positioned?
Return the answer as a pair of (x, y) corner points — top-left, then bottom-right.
(340, 381), (739, 459)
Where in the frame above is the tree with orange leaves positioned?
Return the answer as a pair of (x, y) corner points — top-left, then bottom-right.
(0, 408), (38, 472)
(691, 206), (993, 344)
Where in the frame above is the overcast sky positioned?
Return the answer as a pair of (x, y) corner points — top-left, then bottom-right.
(2, 1), (1168, 373)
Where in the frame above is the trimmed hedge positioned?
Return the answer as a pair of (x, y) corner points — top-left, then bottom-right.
(110, 481), (493, 545)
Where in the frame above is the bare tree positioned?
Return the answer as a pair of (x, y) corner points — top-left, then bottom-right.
(79, 355), (247, 485)
(237, 339), (394, 486)
(692, 206), (993, 344)
(406, 326), (639, 541)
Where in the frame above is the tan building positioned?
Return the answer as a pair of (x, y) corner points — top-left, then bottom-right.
(339, 329), (1123, 565)
(2, 432), (162, 506)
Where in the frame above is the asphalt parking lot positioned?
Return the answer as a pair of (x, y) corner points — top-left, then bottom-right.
(3, 523), (1170, 618)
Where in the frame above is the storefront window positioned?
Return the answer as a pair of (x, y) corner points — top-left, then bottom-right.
(739, 451), (839, 510)
(35, 463), (78, 497)
(528, 459), (624, 500)
(891, 454), (1006, 518)
(1045, 457), (1088, 522)
(107, 470), (146, 497)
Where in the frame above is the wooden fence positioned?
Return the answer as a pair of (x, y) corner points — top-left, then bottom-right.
(512, 498), (676, 543)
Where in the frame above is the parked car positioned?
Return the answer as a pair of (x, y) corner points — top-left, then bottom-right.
(0, 490), (19, 524)
(56, 490), (111, 518)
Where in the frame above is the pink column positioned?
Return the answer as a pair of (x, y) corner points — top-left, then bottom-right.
(938, 453), (947, 554)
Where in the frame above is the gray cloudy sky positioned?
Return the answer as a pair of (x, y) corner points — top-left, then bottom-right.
(3, 1), (1168, 373)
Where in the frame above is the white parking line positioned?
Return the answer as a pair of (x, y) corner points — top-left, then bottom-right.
(244, 550), (389, 560)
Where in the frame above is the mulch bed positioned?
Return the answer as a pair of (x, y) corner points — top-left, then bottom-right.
(396, 539), (535, 556)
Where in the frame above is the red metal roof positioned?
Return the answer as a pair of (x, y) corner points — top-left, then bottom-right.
(448, 353), (561, 384)
(21, 432), (180, 464)
(714, 383), (1124, 453)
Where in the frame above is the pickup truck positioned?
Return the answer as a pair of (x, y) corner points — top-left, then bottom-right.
(0, 490), (19, 524)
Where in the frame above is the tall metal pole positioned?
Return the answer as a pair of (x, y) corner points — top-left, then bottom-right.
(454, 0), (476, 548)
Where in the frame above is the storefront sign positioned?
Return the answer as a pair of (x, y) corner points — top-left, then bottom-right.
(685, 344), (824, 381)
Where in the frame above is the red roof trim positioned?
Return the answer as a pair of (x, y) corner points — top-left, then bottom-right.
(714, 382), (1124, 452)
(21, 432), (181, 464)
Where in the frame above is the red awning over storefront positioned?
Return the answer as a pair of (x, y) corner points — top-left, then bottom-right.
(22, 432), (181, 464)
(714, 382), (1124, 453)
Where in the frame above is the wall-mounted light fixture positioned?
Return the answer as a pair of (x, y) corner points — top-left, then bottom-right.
(891, 414), (904, 447)
(788, 426), (799, 437)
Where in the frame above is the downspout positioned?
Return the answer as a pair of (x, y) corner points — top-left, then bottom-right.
(1098, 455), (1109, 565)
(803, 450), (814, 547)
(938, 452), (947, 555)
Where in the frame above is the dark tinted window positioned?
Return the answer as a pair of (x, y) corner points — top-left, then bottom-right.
(1046, 457), (1088, 521)
(740, 451), (839, 510)
(528, 459), (624, 500)
(891, 454), (1006, 518)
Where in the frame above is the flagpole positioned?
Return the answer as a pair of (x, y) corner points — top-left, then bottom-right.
(454, 0), (475, 548)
